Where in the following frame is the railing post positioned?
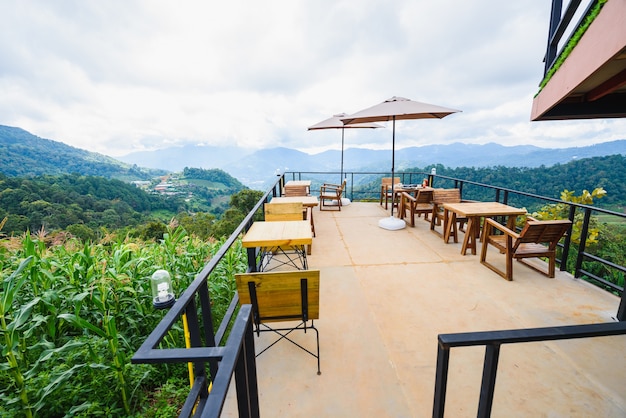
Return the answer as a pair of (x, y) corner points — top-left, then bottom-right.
(618, 294), (626, 322)
(432, 342), (450, 418)
(199, 281), (218, 379)
(560, 204), (577, 272)
(234, 307), (260, 418)
(574, 208), (592, 278)
(477, 344), (501, 418)
(184, 300), (210, 399)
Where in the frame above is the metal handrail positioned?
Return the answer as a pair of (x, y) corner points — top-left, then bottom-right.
(131, 175), (283, 417)
(544, 0), (600, 76)
(432, 321), (626, 417)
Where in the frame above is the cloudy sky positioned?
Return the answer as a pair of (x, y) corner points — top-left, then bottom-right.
(1, 1), (624, 157)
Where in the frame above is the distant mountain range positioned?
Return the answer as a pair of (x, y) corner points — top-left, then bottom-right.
(0, 125), (166, 180)
(118, 139), (626, 188)
(3, 124), (626, 190)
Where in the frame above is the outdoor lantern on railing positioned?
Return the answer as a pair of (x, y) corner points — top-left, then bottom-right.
(151, 269), (175, 309)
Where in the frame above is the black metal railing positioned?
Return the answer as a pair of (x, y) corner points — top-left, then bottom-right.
(131, 175), (284, 418)
(432, 321), (626, 418)
(285, 170), (626, 321)
(544, 0), (598, 76)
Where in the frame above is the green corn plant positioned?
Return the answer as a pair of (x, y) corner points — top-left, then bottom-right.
(1, 256), (35, 417)
(58, 260), (138, 416)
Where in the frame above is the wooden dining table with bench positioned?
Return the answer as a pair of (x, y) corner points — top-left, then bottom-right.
(441, 202), (527, 255)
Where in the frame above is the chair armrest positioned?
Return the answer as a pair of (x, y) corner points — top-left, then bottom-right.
(322, 182), (342, 188)
(321, 185), (341, 192)
(483, 218), (520, 239)
(402, 192), (416, 203)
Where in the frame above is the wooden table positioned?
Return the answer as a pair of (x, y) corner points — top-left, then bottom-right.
(271, 196), (319, 236)
(284, 180), (311, 195)
(442, 202), (527, 255)
(241, 220), (313, 272)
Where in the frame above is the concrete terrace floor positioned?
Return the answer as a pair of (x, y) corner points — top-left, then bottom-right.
(223, 202), (625, 417)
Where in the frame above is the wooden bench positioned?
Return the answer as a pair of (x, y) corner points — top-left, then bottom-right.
(235, 269), (321, 374)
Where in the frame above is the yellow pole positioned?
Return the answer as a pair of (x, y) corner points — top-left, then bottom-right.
(182, 313), (212, 394)
(181, 313), (194, 388)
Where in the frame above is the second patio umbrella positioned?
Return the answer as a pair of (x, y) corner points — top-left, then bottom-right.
(341, 96), (460, 230)
(308, 113), (383, 182)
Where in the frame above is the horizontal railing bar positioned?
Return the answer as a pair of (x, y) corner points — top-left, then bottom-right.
(579, 269), (622, 292)
(132, 346), (227, 363)
(438, 321), (626, 348)
(583, 252), (626, 274)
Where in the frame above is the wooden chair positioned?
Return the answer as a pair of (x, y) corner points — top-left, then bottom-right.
(429, 189), (468, 241)
(399, 189), (434, 227)
(480, 216), (572, 281)
(319, 179), (346, 211)
(235, 270), (321, 374)
(380, 177), (401, 209)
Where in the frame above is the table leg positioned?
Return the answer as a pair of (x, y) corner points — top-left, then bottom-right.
(443, 209), (451, 242)
(246, 247), (258, 272)
(461, 216), (477, 255)
(309, 206), (316, 237)
(506, 215), (517, 230)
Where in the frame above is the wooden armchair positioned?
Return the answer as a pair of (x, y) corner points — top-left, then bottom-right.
(480, 217), (572, 281)
(319, 179), (346, 211)
(399, 189), (434, 227)
(429, 189), (468, 241)
(380, 177), (401, 209)
(236, 269), (321, 374)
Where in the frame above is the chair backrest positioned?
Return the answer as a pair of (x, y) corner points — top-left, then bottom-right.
(515, 219), (572, 250)
(381, 177), (401, 187)
(432, 188), (461, 203)
(235, 270), (320, 323)
(415, 189), (434, 204)
(284, 185), (309, 197)
(264, 202), (303, 221)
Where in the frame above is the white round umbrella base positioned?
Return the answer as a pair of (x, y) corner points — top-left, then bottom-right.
(378, 216), (406, 230)
(340, 198), (351, 206)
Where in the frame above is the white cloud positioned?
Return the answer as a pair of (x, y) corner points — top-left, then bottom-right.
(0, 0), (624, 158)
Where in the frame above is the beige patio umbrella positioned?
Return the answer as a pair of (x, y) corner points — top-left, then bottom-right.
(341, 96), (461, 230)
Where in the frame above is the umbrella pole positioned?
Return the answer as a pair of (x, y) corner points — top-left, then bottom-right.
(340, 126), (345, 182)
(390, 116), (396, 217)
(378, 115), (404, 230)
